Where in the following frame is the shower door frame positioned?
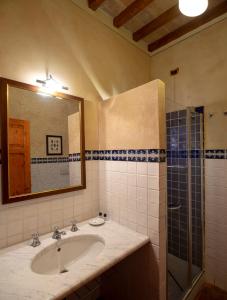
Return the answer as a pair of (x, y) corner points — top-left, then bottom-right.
(166, 107), (205, 300)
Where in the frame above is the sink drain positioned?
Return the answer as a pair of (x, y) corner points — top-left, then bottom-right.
(57, 247), (69, 274)
(60, 268), (69, 274)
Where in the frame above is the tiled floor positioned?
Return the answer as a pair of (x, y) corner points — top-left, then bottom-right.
(168, 273), (184, 300)
(195, 285), (227, 300)
(168, 254), (202, 300)
(168, 254), (201, 290)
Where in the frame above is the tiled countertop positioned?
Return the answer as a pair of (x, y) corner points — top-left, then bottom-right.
(0, 220), (149, 300)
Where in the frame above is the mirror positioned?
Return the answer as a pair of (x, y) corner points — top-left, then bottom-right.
(0, 78), (86, 204)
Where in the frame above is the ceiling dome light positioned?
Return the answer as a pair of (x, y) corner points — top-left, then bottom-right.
(179, 0), (208, 17)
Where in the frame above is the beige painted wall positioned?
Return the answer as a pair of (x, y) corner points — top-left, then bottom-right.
(150, 18), (227, 108)
(204, 101), (227, 149)
(9, 86), (78, 156)
(99, 79), (166, 150)
(150, 18), (227, 148)
(0, 0), (151, 150)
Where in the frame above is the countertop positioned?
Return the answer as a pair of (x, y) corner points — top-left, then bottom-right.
(0, 220), (149, 300)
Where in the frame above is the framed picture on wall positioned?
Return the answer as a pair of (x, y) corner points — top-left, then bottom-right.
(46, 135), (63, 156)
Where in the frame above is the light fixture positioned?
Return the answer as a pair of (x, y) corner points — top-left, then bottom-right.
(179, 0), (208, 17)
(36, 74), (68, 96)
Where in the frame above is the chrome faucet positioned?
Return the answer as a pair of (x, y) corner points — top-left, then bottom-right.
(31, 233), (41, 247)
(70, 220), (78, 232)
(52, 226), (66, 240)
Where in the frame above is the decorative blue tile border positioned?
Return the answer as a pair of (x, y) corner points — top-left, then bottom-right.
(166, 149), (227, 159)
(31, 156), (70, 164)
(68, 153), (81, 162)
(85, 149), (166, 162)
(128, 149), (146, 162)
(31, 153), (81, 164)
(204, 149), (226, 159)
(2, 149), (227, 166)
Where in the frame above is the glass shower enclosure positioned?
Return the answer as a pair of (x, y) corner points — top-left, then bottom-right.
(166, 108), (204, 300)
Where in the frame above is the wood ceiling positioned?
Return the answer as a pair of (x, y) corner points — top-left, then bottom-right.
(87, 0), (227, 53)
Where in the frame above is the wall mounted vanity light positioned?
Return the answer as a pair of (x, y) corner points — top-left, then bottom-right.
(36, 74), (68, 97)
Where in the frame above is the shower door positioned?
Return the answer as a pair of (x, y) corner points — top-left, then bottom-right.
(167, 108), (204, 300)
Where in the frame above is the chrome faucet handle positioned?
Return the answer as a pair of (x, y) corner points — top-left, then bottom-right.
(52, 226), (66, 240)
(32, 232), (39, 238)
(52, 226), (60, 239)
(71, 220), (78, 232)
(31, 232), (41, 247)
(53, 226), (59, 232)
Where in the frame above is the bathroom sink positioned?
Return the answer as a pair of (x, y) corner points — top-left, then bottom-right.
(31, 234), (105, 275)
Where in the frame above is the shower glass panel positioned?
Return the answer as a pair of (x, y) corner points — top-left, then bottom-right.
(167, 108), (204, 300)
(191, 111), (203, 279)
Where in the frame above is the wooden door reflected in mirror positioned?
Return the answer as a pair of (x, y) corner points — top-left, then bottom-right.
(9, 118), (31, 196)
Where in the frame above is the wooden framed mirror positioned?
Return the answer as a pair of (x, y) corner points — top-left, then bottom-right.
(0, 77), (86, 204)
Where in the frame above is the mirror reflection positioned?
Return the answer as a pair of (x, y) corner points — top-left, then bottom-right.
(8, 86), (82, 197)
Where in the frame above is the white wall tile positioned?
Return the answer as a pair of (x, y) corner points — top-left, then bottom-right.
(0, 161), (99, 248)
(7, 234), (23, 246)
(38, 213), (50, 229)
(0, 224), (7, 240)
(136, 199), (147, 214)
(99, 159), (167, 293)
(0, 239), (7, 249)
(148, 189), (159, 203)
(63, 206), (74, 220)
(127, 209), (137, 223)
(51, 198), (63, 211)
(0, 211), (7, 225)
(127, 221), (137, 231)
(7, 220), (23, 237)
(148, 227), (159, 245)
(205, 159), (227, 290)
(137, 174), (148, 188)
(128, 186), (137, 202)
(148, 200), (159, 218)
(136, 162), (148, 175)
(7, 207), (23, 222)
(128, 174), (137, 186)
(127, 198), (136, 212)
(23, 204), (38, 218)
(38, 201), (51, 215)
(148, 176), (159, 190)
(136, 224), (147, 235)
(23, 216), (37, 232)
(136, 187), (147, 203)
(148, 216), (159, 232)
(148, 163), (159, 176)
(118, 161), (128, 173)
(127, 162), (137, 174)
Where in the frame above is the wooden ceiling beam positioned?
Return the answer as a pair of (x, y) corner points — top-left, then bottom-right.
(88, 0), (105, 11)
(113, 0), (155, 28)
(133, 4), (181, 41)
(148, 1), (227, 52)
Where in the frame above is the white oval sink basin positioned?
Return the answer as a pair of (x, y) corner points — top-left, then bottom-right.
(31, 234), (105, 275)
